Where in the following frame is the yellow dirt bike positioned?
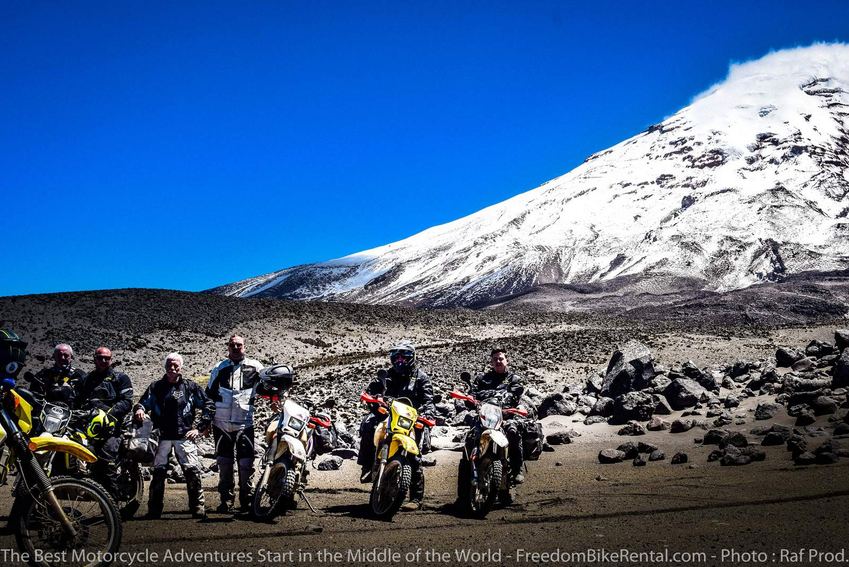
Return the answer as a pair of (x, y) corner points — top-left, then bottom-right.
(35, 404), (144, 520)
(360, 392), (435, 520)
(0, 379), (122, 567)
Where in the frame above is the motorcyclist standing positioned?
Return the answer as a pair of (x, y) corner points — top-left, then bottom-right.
(134, 352), (214, 519)
(467, 348), (527, 486)
(358, 341), (435, 511)
(73, 346), (134, 496)
(206, 334), (263, 513)
(24, 343), (84, 406)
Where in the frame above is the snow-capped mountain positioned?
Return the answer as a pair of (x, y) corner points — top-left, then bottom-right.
(215, 44), (849, 307)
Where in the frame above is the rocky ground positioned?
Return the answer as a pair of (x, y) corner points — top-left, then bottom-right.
(2, 287), (849, 565)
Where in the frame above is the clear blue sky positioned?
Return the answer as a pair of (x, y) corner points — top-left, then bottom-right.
(3, 1), (848, 296)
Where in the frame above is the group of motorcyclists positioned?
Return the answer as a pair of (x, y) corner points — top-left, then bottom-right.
(1, 329), (538, 521)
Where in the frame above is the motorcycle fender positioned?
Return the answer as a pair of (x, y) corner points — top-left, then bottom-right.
(389, 434), (419, 458)
(29, 435), (97, 463)
(281, 434), (306, 463)
(485, 430), (509, 449)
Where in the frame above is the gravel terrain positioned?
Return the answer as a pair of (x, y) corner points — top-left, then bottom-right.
(1, 286), (849, 566)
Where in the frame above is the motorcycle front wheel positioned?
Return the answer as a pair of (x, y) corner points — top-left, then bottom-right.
(469, 457), (502, 519)
(369, 455), (410, 520)
(15, 476), (122, 567)
(253, 460), (298, 521)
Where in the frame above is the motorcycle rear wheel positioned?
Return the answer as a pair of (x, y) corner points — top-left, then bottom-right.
(118, 461), (143, 520)
(15, 476), (122, 567)
(369, 456), (410, 520)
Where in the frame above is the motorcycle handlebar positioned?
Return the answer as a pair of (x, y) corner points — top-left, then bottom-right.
(451, 390), (527, 416)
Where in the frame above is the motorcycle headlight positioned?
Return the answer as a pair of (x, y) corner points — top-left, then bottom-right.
(397, 416), (413, 430)
(287, 416), (305, 433)
(480, 404), (501, 429)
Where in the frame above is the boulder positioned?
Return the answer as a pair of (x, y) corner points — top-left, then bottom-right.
(601, 340), (655, 397)
(646, 417), (669, 431)
(681, 361), (718, 391)
(795, 409), (817, 426)
(598, 449), (626, 464)
(618, 422), (646, 436)
(664, 378), (708, 410)
(670, 419), (694, 433)
(703, 429), (728, 445)
(720, 451), (752, 466)
(792, 357), (817, 372)
(830, 349), (849, 387)
(546, 432), (573, 446)
(812, 396), (838, 416)
(806, 340), (835, 358)
(611, 391), (656, 424)
(719, 432), (749, 449)
(317, 456), (343, 471)
(786, 435), (807, 456)
(648, 450), (666, 461)
(761, 431), (789, 446)
(834, 330), (849, 352)
(584, 415), (608, 426)
(632, 455), (647, 467)
(616, 442), (640, 459)
(754, 403), (781, 420)
(794, 451), (816, 465)
(592, 397), (614, 417)
(637, 442), (658, 453)
(538, 393), (578, 418)
(775, 347), (804, 368)
(670, 452), (688, 464)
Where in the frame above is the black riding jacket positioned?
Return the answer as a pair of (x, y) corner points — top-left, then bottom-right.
(366, 367), (436, 417)
(135, 375), (214, 440)
(74, 368), (134, 421)
(27, 365), (85, 406)
(471, 370), (525, 407)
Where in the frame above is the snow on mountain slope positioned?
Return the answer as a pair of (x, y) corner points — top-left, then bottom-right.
(214, 44), (849, 307)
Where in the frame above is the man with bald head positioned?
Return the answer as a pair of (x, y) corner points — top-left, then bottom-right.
(74, 346), (134, 496)
(206, 334), (264, 513)
(25, 343), (85, 405)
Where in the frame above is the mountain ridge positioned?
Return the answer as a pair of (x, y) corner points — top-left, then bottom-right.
(213, 44), (849, 307)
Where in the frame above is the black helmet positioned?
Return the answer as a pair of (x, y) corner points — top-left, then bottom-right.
(389, 341), (416, 372)
(0, 329), (28, 379)
(259, 364), (295, 396)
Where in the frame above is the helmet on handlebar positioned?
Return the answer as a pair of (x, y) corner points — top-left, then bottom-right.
(86, 409), (116, 439)
(0, 329), (27, 379)
(389, 341), (416, 372)
(259, 364), (295, 396)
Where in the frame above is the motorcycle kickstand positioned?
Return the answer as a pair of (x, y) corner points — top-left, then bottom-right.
(297, 489), (318, 514)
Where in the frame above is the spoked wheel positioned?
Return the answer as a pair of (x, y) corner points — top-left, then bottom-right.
(118, 461), (143, 520)
(252, 465), (280, 520)
(253, 459), (299, 521)
(16, 476), (122, 567)
(469, 457), (502, 518)
(369, 457), (410, 520)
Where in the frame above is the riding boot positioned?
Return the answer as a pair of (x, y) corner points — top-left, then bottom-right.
(237, 457), (255, 511)
(410, 462), (425, 502)
(147, 468), (167, 518)
(185, 466), (206, 517)
(456, 456), (471, 507)
(216, 456), (235, 511)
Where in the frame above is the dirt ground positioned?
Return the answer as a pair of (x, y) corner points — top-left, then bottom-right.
(1, 289), (848, 566)
(2, 403), (848, 567)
